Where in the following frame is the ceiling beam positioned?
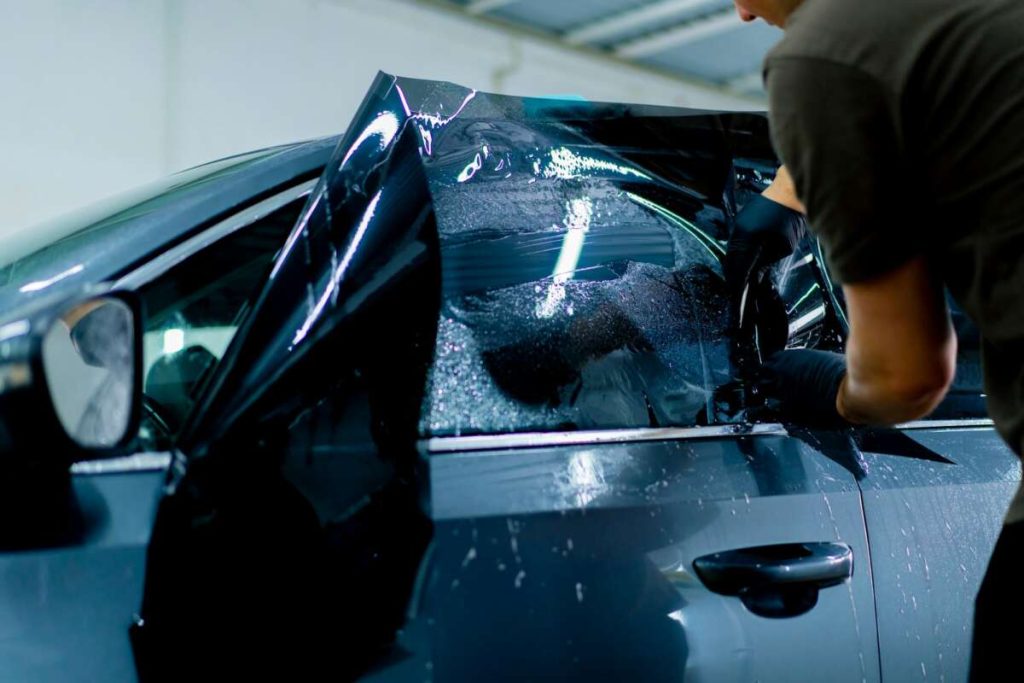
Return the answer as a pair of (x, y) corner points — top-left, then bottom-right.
(564, 0), (715, 46)
(615, 9), (740, 59)
(466, 0), (518, 15)
(406, 0), (765, 104)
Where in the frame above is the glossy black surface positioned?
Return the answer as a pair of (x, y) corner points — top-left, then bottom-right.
(413, 435), (877, 682)
(135, 75), (444, 679)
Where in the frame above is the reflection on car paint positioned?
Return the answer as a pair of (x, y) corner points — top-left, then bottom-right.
(19, 264), (85, 293)
(420, 434), (879, 682)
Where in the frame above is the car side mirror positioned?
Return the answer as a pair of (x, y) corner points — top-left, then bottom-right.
(0, 291), (142, 462)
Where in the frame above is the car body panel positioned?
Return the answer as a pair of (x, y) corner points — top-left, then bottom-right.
(0, 467), (164, 683)
(817, 243), (1021, 678)
(421, 434), (879, 681)
(857, 426), (1019, 681)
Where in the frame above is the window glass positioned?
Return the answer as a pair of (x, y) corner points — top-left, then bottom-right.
(135, 197), (306, 443)
(417, 103), (836, 437)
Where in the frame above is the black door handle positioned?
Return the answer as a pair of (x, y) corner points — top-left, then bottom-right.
(693, 542), (853, 618)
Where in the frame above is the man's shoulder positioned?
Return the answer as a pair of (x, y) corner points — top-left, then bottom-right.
(767, 0), (886, 63)
(767, 0), (957, 87)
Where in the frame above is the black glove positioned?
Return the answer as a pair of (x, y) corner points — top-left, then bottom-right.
(756, 349), (850, 428)
(723, 194), (805, 307)
(724, 194), (805, 375)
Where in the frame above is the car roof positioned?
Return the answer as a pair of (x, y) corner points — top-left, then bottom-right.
(0, 136), (339, 314)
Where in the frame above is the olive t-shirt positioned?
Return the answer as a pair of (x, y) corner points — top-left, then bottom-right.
(765, 0), (1024, 517)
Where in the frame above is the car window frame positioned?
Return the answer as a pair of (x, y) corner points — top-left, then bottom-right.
(114, 179), (317, 291)
(423, 234), (994, 454)
(65, 179), (317, 475)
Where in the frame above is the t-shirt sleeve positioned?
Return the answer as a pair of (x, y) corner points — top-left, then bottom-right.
(766, 57), (921, 283)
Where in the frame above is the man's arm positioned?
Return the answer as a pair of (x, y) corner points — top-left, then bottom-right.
(762, 165), (805, 213)
(755, 59), (956, 428)
(837, 256), (957, 424)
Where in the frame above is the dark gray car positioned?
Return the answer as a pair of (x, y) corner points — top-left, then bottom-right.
(0, 73), (1016, 682)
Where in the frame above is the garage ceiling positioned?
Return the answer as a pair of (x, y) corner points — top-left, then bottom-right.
(438, 0), (782, 100)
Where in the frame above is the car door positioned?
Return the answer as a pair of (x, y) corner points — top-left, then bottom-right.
(405, 181), (877, 679)
(766, 237), (1019, 681)
(414, 430), (879, 683)
(742, 228), (1019, 682)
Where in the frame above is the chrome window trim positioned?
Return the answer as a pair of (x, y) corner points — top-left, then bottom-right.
(71, 451), (173, 475)
(423, 423), (788, 454)
(424, 418), (995, 454)
(113, 179), (317, 290)
(896, 418), (994, 430)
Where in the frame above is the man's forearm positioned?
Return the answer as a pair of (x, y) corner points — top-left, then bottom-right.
(833, 257), (958, 426)
(836, 368), (950, 425)
(761, 165), (806, 213)
(835, 322), (957, 425)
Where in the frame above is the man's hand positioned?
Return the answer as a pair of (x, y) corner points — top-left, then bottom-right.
(756, 257), (956, 429)
(724, 167), (807, 309)
(757, 349), (851, 428)
(724, 167), (807, 374)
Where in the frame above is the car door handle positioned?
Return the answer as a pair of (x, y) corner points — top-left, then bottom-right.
(693, 542), (853, 618)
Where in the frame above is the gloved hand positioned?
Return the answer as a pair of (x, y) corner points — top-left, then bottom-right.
(756, 349), (850, 428)
(723, 193), (805, 315)
(724, 193), (805, 375)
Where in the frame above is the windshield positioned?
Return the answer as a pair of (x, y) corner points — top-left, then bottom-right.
(411, 82), (838, 437)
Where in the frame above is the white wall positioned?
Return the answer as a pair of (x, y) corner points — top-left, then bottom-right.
(0, 0), (756, 234)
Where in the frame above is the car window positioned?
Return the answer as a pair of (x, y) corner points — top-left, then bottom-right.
(418, 118), (837, 438)
(397, 85), (849, 439)
(135, 196), (307, 443)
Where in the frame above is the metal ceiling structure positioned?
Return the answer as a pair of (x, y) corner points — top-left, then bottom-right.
(438, 0), (782, 100)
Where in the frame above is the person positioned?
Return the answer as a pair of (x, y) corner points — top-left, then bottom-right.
(728, 0), (1024, 678)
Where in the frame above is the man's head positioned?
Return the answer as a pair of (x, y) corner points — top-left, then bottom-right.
(733, 0), (805, 27)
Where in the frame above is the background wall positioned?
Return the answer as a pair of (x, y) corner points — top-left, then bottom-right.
(0, 0), (756, 234)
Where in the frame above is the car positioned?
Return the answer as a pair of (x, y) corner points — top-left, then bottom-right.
(0, 72), (1018, 682)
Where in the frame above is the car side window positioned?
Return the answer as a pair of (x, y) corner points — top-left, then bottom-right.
(135, 195), (307, 445)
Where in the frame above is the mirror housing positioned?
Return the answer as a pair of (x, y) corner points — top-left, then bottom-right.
(0, 289), (143, 466)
